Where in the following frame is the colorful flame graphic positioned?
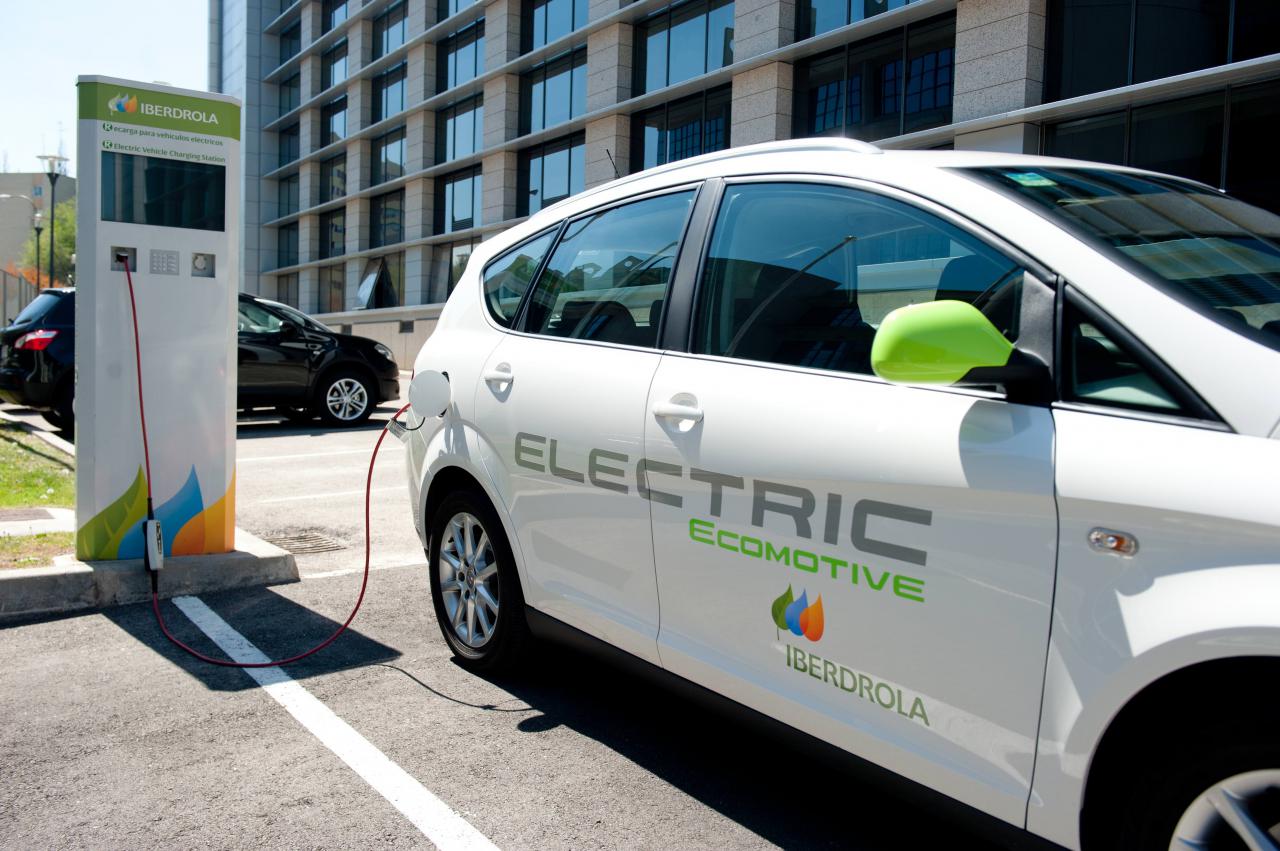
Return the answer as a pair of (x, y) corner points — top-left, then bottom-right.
(108, 93), (139, 114)
(771, 585), (824, 642)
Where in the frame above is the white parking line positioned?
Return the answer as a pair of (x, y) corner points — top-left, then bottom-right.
(171, 596), (499, 851)
(239, 447), (403, 463)
(302, 561), (425, 580)
(253, 485), (409, 504)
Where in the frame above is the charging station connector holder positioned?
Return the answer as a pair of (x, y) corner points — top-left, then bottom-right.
(144, 519), (164, 572)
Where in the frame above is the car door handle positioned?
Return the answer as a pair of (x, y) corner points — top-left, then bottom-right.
(652, 401), (703, 422)
(482, 365), (513, 385)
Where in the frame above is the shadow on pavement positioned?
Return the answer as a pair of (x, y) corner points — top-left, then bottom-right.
(102, 585), (401, 693)
(398, 640), (1011, 850)
(235, 403), (403, 440)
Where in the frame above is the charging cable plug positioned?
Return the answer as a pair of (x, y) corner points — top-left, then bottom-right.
(144, 519), (164, 573)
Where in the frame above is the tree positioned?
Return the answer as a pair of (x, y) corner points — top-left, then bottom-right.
(19, 197), (76, 286)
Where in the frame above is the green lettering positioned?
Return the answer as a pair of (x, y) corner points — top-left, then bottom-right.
(820, 555), (848, 579)
(863, 565), (890, 590)
(740, 536), (763, 558)
(823, 660), (837, 685)
(808, 653), (822, 680)
(689, 518), (714, 545)
(793, 648), (808, 673)
(874, 682), (895, 708)
(766, 542), (791, 565)
(793, 549), (819, 573)
(716, 530), (740, 553)
(858, 674), (873, 700)
(910, 697), (930, 727)
(893, 574), (926, 603)
(839, 667), (857, 692)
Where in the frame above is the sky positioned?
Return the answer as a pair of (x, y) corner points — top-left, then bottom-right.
(0, 0), (209, 178)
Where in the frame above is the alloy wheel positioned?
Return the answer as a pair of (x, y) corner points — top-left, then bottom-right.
(325, 377), (369, 421)
(438, 512), (500, 648)
(1170, 770), (1280, 850)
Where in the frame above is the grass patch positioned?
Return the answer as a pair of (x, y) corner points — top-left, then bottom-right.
(0, 421), (75, 508)
(0, 532), (75, 570)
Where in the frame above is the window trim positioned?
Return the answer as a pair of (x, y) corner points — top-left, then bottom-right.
(506, 181), (707, 347)
(1056, 283), (1225, 427)
(479, 224), (566, 329)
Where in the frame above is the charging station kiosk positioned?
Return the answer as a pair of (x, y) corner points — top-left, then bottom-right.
(75, 77), (241, 561)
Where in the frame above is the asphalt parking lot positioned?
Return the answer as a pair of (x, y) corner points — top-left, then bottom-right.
(0, 402), (1008, 849)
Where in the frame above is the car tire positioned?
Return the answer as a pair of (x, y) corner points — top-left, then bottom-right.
(276, 405), (314, 424)
(315, 369), (374, 427)
(426, 488), (531, 673)
(1090, 714), (1280, 851)
(42, 384), (74, 435)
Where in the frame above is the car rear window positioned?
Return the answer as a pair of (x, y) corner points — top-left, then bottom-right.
(964, 166), (1280, 351)
(13, 292), (72, 326)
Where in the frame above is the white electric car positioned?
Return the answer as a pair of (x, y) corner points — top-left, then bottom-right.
(396, 139), (1280, 851)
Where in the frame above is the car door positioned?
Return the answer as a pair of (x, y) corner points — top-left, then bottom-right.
(236, 299), (313, 402)
(473, 186), (700, 665)
(643, 179), (1058, 824)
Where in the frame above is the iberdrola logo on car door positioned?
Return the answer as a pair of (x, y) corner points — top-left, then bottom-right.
(771, 585), (823, 641)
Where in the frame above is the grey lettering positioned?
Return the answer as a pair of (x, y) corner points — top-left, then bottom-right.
(588, 449), (629, 494)
(548, 439), (584, 484)
(637, 459), (683, 507)
(751, 480), (815, 538)
(514, 432), (546, 472)
(690, 468), (744, 517)
(852, 499), (932, 567)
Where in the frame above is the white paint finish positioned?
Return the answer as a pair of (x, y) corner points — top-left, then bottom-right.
(1026, 409), (1280, 848)
(644, 354), (1056, 825)
(170, 595), (499, 851)
(471, 334), (664, 665)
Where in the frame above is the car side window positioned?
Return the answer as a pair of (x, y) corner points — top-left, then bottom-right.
(523, 190), (695, 347)
(693, 182), (1025, 376)
(238, 301), (283, 334)
(483, 230), (556, 328)
(1062, 297), (1184, 414)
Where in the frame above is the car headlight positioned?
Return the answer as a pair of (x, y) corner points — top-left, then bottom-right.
(374, 343), (395, 362)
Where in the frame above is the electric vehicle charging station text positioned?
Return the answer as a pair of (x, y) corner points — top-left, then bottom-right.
(74, 76), (241, 562)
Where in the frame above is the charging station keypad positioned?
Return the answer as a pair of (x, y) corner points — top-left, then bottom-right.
(150, 249), (180, 276)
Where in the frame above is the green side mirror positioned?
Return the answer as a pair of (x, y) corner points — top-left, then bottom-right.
(871, 300), (1014, 385)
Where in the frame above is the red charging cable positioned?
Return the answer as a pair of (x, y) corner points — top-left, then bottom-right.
(120, 256), (409, 667)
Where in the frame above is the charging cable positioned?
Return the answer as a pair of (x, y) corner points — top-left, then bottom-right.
(119, 253), (409, 667)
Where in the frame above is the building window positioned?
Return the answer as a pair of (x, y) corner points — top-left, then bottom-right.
(523, 0), (588, 52)
(372, 190), (405, 247)
(277, 223), (299, 267)
(521, 49), (587, 135)
(279, 21), (301, 65)
(321, 97), (348, 147)
(373, 63), (407, 122)
(279, 124), (300, 167)
(436, 167), (483, 234)
(373, 127), (408, 184)
(276, 272), (300, 307)
(1045, 0), (1274, 102)
(440, 0), (479, 18)
(1043, 78), (1280, 214)
(635, 0), (734, 95)
(798, 0), (913, 42)
(358, 253), (406, 307)
(323, 0), (349, 32)
(322, 41), (348, 90)
(793, 14), (953, 142)
(519, 133), (585, 215)
(321, 209), (346, 258)
(437, 97), (485, 162)
(278, 173), (300, 216)
(374, 1), (408, 59)
(280, 74), (300, 116)
(438, 22), (486, 92)
(431, 239), (480, 301)
(321, 264), (346, 313)
(321, 155), (347, 202)
(632, 86), (730, 171)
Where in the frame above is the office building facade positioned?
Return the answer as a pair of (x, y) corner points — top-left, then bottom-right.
(210, 0), (1280, 317)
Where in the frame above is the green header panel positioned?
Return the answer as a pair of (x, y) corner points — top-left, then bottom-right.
(78, 82), (240, 140)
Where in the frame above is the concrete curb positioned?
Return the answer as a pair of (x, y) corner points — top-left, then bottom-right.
(0, 407), (75, 456)
(0, 529), (299, 623)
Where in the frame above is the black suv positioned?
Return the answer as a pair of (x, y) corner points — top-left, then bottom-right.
(0, 289), (400, 431)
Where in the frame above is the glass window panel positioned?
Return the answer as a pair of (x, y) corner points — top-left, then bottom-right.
(532, 0), (548, 48)
(668, 2), (708, 86)
(322, 265), (345, 313)
(484, 230), (556, 325)
(846, 30), (902, 140)
(797, 50), (845, 135)
(526, 190), (695, 345)
(704, 87), (730, 152)
(569, 140), (585, 196)
(1233, 0), (1280, 62)
(542, 146), (571, 205)
(1045, 0), (1131, 100)
(280, 75), (300, 116)
(1130, 92), (1225, 188)
(530, 76), (546, 132)
(277, 223), (299, 267)
(372, 190), (404, 247)
(800, 0), (847, 40)
(1133, 0), (1228, 85)
(903, 17), (953, 133)
(1063, 298), (1181, 413)
(279, 124), (300, 166)
(1227, 79), (1280, 214)
(323, 0), (348, 31)
(320, 210), (346, 258)
(546, 0), (573, 44)
(373, 128), (406, 184)
(694, 182), (1024, 374)
(635, 109), (667, 170)
(321, 155), (347, 202)
(1044, 112), (1126, 165)
(545, 64), (572, 127)
(643, 22), (669, 93)
(526, 155), (543, 213)
(667, 96), (704, 162)
(280, 23), (301, 65)
(374, 1), (407, 59)
(323, 42), (348, 89)
(278, 174), (300, 216)
(572, 56), (587, 118)
(706, 0), (734, 72)
(99, 151), (225, 231)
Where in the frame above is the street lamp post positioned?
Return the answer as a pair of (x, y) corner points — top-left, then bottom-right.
(0, 193), (42, 287)
(38, 154), (69, 287)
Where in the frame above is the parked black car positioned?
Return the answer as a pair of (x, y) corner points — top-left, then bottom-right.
(0, 289), (400, 431)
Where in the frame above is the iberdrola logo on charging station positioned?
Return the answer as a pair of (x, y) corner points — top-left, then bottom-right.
(771, 585), (824, 642)
(108, 93), (139, 113)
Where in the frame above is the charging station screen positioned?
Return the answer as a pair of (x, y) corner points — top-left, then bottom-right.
(100, 151), (226, 232)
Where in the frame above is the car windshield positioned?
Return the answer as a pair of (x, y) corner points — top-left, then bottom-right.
(265, 300), (331, 332)
(964, 166), (1280, 351)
